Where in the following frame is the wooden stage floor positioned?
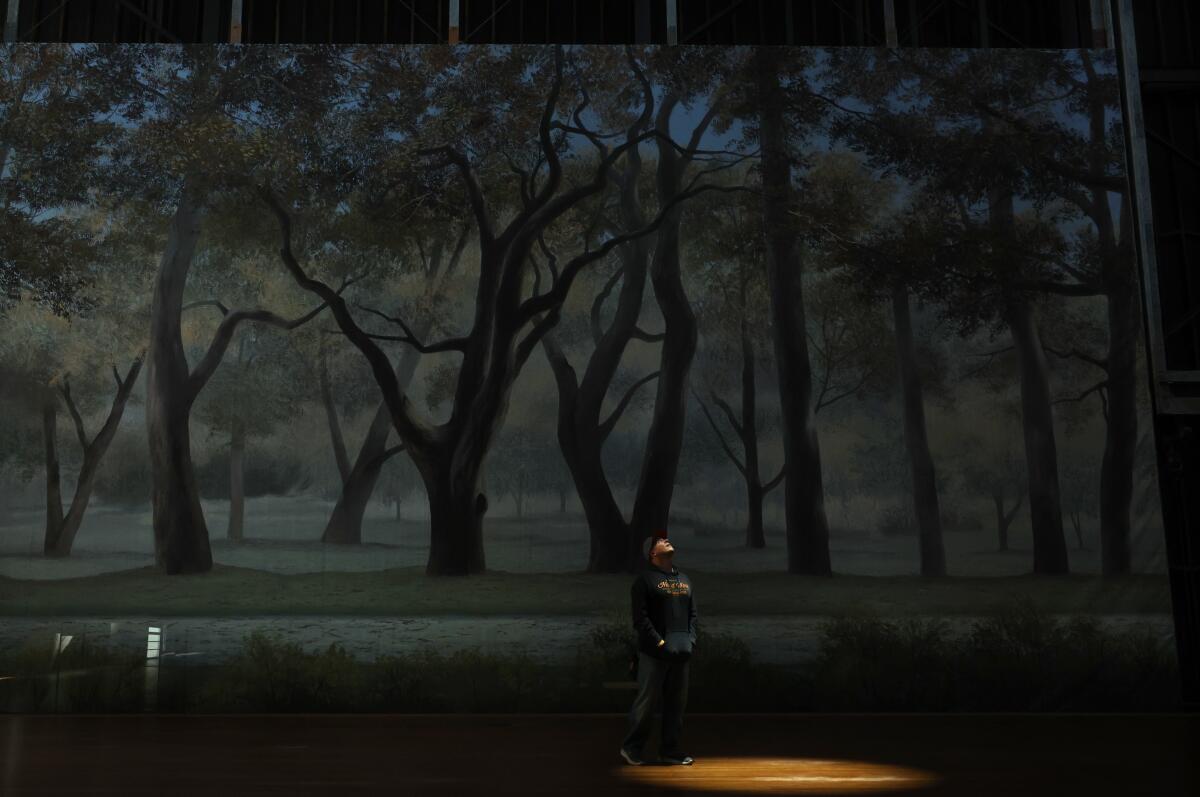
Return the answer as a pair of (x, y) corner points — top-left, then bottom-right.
(2, 713), (1197, 796)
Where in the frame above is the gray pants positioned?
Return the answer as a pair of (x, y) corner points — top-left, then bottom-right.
(621, 652), (690, 757)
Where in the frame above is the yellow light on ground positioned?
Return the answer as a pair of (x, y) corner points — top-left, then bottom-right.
(617, 757), (939, 793)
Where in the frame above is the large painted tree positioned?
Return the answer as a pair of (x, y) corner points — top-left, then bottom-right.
(260, 47), (732, 575)
(539, 47), (746, 571)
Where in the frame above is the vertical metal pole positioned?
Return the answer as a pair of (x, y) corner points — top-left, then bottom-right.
(634, 0), (651, 44)
(1112, 0), (1166, 410)
(448, 0), (460, 42)
(1090, 0), (1113, 48)
(883, 0), (898, 47)
(976, 0), (989, 47)
(665, 0), (677, 44)
(1111, 0), (1200, 709)
(229, 0), (243, 42)
(3, 0), (20, 43)
(203, 0), (221, 42)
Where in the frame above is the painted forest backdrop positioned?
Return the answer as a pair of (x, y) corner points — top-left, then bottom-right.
(0, 45), (1174, 704)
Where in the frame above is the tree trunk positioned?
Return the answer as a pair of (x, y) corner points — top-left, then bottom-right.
(741, 319), (766, 550)
(319, 355), (351, 485)
(629, 96), (704, 568)
(572, 446), (631, 572)
(227, 419), (245, 542)
(745, 481), (766, 549)
(1099, 270), (1138, 575)
(990, 188), (1068, 575)
(423, 456), (486, 575)
(1005, 296), (1070, 574)
(541, 209), (650, 573)
(891, 283), (946, 577)
(629, 209), (695, 563)
(994, 493), (1010, 552)
(42, 398), (63, 555)
(543, 340), (630, 572)
(755, 48), (831, 575)
(146, 185), (213, 575)
(322, 347), (422, 544)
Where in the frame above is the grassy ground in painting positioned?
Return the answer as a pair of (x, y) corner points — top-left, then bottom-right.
(0, 565), (1171, 616)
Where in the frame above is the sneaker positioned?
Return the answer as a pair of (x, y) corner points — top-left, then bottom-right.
(620, 748), (645, 766)
(661, 753), (694, 766)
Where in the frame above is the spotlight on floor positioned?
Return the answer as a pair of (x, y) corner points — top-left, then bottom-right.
(617, 756), (939, 793)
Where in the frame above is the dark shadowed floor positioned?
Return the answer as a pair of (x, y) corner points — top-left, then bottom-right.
(3, 713), (1197, 796)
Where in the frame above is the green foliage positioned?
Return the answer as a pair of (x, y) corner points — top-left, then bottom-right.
(194, 449), (309, 499)
(811, 616), (957, 710)
(810, 604), (1180, 711)
(960, 603), (1178, 711)
(91, 429), (152, 507)
(0, 605), (1179, 713)
(0, 634), (144, 712)
(202, 631), (360, 711)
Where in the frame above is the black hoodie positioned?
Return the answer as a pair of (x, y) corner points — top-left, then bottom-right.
(631, 563), (697, 660)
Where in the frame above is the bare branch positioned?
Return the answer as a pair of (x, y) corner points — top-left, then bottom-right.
(631, 326), (666, 343)
(354, 303), (470, 354)
(257, 185), (436, 452)
(418, 146), (495, 246)
(541, 332), (580, 402)
(186, 299), (331, 403)
(694, 390), (747, 478)
(514, 309), (564, 375)
(710, 393), (745, 438)
(816, 371), (873, 413)
(590, 261), (626, 345)
(531, 47), (567, 207)
(1052, 379), (1109, 407)
(599, 371), (661, 442)
(1044, 346), (1109, 371)
(763, 466), (786, 494)
(443, 221), (473, 281)
(366, 443), (406, 473)
(59, 379), (89, 449)
(517, 183), (748, 325)
(182, 299), (231, 315)
(536, 234), (560, 283)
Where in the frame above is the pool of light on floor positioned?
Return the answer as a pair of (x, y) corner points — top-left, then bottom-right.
(616, 757), (939, 793)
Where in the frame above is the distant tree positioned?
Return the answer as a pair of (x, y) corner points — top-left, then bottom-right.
(826, 48), (1098, 574)
(794, 151), (944, 575)
(959, 428), (1027, 553)
(0, 246), (148, 557)
(192, 315), (306, 542)
(688, 187), (784, 548)
(747, 47), (834, 575)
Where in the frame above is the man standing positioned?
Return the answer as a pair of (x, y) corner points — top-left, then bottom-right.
(620, 531), (697, 766)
